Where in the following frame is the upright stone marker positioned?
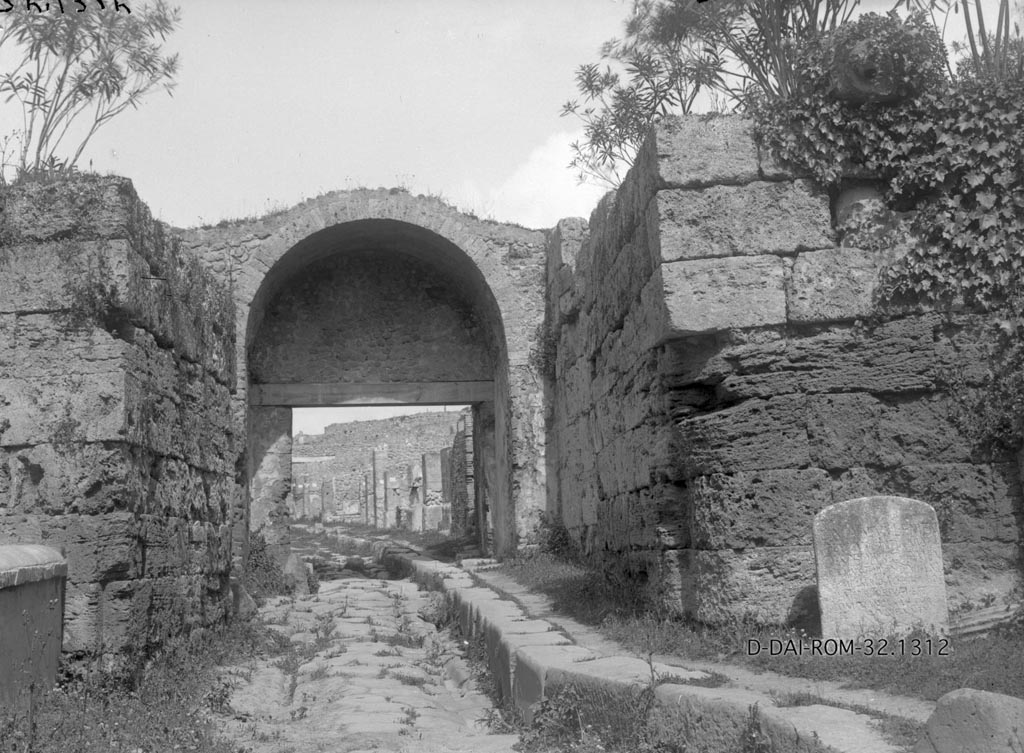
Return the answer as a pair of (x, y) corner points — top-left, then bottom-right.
(813, 496), (948, 639)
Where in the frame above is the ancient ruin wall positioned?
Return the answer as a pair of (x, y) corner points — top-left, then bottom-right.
(176, 190), (548, 557)
(292, 411), (461, 515)
(547, 116), (1022, 624)
(0, 177), (236, 653)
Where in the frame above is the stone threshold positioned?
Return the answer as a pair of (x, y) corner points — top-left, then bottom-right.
(370, 540), (917, 753)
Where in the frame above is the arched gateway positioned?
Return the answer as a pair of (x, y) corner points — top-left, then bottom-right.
(178, 189), (549, 558)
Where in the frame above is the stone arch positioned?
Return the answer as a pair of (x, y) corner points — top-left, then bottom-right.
(179, 190), (548, 559)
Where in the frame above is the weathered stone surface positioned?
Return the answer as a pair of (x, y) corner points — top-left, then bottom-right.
(674, 546), (816, 624)
(788, 246), (897, 322)
(661, 255), (788, 337)
(831, 463), (1021, 545)
(806, 393), (972, 470)
(544, 113), (1021, 626)
(814, 496), (949, 639)
(0, 176), (142, 242)
(650, 181), (833, 263)
(0, 179), (235, 654)
(676, 395), (810, 476)
(665, 314), (992, 401)
(638, 116), (802, 191)
(688, 469), (833, 549)
(914, 689), (1024, 753)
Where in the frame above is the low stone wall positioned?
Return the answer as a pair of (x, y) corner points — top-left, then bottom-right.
(546, 115), (1022, 624)
(0, 176), (237, 653)
(0, 545), (66, 709)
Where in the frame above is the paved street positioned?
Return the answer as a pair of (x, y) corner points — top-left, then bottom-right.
(214, 575), (521, 753)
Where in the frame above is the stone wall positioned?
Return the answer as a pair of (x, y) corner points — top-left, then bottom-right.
(292, 411), (462, 518)
(176, 190), (548, 557)
(0, 176), (236, 653)
(546, 116), (1022, 624)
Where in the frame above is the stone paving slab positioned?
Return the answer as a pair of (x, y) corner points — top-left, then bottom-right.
(210, 574), (520, 753)
(388, 542), (923, 753)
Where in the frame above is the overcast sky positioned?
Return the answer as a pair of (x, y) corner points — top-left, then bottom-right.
(1, 0), (1005, 434)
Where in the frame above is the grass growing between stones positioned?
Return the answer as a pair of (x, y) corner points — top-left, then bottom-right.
(496, 550), (1024, 703)
(0, 619), (292, 753)
(770, 690), (923, 751)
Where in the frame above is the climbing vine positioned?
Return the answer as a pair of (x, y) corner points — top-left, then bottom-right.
(752, 10), (1024, 451)
(752, 11), (1024, 311)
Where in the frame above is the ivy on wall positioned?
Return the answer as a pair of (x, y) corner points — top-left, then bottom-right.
(751, 10), (1024, 452)
(751, 11), (1024, 311)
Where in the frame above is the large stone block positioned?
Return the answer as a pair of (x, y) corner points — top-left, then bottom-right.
(0, 313), (126, 380)
(0, 176), (141, 243)
(788, 246), (899, 322)
(636, 115), (801, 193)
(688, 469), (833, 549)
(650, 181), (833, 263)
(41, 512), (142, 585)
(660, 255), (788, 338)
(813, 496), (949, 639)
(666, 313), (993, 401)
(0, 236), (234, 385)
(673, 546), (816, 625)
(915, 689), (1024, 753)
(806, 393), (972, 471)
(831, 463), (1021, 545)
(676, 395), (810, 476)
(2, 443), (144, 516)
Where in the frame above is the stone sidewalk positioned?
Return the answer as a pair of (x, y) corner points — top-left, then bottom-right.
(213, 576), (520, 753)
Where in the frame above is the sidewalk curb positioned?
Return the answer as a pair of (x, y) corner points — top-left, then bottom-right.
(370, 540), (906, 753)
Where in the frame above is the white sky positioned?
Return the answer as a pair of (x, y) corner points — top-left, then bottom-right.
(0, 0), (1008, 435)
(1, 0), (1004, 231)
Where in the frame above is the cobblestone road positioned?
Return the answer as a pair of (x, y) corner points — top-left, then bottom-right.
(213, 574), (521, 753)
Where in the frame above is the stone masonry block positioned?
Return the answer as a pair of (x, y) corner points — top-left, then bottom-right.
(45, 512), (141, 585)
(0, 313), (126, 380)
(831, 462), (1021, 545)
(650, 181), (833, 263)
(2, 443), (144, 516)
(0, 372), (127, 446)
(677, 546), (816, 625)
(0, 239), (130, 314)
(688, 468), (833, 549)
(660, 255), (788, 338)
(676, 395), (810, 476)
(788, 246), (900, 323)
(669, 314), (993, 402)
(0, 237), (233, 384)
(634, 115), (804, 198)
(0, 176), (142, 243)
(806, 393), (972, 471)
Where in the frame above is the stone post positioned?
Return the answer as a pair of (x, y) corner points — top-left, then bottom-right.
(249, 406), (292, 551)
(372, 445), (388, 528)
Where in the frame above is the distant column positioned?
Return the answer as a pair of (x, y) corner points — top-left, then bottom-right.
(440, 448), (452, 505)
(372, 445), (388, 528)
(360, 471), (371, 525)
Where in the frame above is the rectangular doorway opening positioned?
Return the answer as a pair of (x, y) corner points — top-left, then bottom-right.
(289, 405), (479, 555)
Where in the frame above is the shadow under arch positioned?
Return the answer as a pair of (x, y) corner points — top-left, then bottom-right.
(242, 218), (513, 558)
